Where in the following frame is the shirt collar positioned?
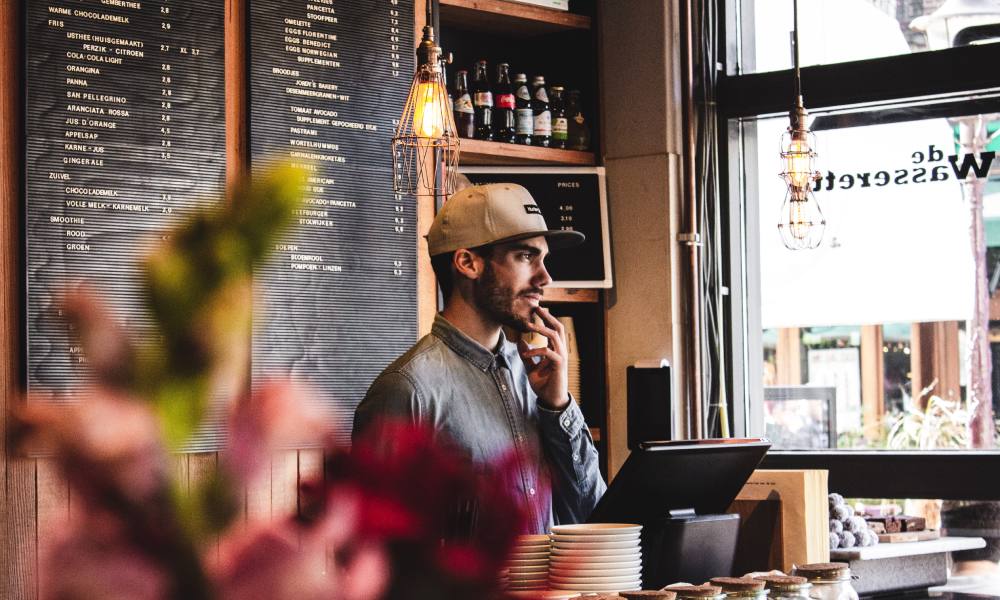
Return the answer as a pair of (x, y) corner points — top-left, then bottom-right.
(432, 313), (517, 371)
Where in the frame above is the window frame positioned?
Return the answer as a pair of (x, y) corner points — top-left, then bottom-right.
(717, 0), (1000, 496)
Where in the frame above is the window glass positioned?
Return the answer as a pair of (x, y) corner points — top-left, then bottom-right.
(740, 93), (1000, 450)
(738, 0), (1000, 75)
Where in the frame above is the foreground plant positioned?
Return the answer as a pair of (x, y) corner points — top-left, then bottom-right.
(8, 166), (527, 600)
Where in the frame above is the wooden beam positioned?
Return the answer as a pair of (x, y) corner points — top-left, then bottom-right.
(911, 321), (961, 404)
(1, 1), (34, 597)
(860, 325), (885, 441)
(775, 328), (802, 385)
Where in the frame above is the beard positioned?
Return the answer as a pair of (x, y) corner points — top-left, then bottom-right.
(472, 261), (541, 333)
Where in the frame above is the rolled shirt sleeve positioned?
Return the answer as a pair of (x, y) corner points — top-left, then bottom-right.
(536, 396), (607, 525)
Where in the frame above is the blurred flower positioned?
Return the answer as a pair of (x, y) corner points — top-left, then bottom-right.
(8, 165), (529, 600)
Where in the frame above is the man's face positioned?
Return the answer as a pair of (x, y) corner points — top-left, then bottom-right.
(472, 236), (552, 332)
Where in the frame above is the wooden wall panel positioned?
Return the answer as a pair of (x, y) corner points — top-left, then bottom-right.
(2, 0), (31, 597)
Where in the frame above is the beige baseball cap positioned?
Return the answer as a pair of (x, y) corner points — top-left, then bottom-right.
(426, 183), (585, 256)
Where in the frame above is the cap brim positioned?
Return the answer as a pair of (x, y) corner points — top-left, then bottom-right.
(491, 229), (586, 251)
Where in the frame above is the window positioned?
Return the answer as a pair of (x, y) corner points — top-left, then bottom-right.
(719, 0), (1000, 500)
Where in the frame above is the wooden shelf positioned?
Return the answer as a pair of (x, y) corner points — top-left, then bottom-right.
(440, 0), (591, 36)
(542, 288), (599, 303)
(458, 138), (595, 166)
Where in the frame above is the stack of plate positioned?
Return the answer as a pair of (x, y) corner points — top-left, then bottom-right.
(503, 533), (551, 591)
(548, 524), (643, 594)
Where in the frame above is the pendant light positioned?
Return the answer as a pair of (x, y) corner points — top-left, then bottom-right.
(391, 1), (460, 197)
(778, 0), (825, 250)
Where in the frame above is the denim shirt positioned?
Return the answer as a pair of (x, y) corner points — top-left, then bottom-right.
(352, 314), (606, 534)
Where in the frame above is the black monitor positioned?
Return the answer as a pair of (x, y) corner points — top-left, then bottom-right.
(587, 438), (771, 523)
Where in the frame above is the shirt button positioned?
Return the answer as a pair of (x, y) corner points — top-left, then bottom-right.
(562, 418), (571, 427)
(529, 487), (536, 496)
(501, 384), (508, 391)
(573, 453), (580, 462)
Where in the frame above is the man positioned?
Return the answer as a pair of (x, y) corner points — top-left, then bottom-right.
(353, 182), (606, 534)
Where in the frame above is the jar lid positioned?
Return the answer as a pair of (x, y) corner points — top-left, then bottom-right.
(754, 575), (810, 591)
(620, 591), (678, 600)
(668, 585), (724, 598)
(710, 578), (767, 592)
(794, 562), (851, 581)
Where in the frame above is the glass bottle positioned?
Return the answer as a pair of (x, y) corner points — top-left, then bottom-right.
(549, 85), (568, 149)
(755, 575), (813, 600)
(452, 70), (475, 139)
(493, 63), (516, 143)
(793, 562), (859, 600)
(668, 585), (727, 600)
(514, 73), (533, 145)
(566, 89), (591, 151)
(710, 577), (769, 600)
(471, 60), (493, 141)
(530, 75), (551, 148)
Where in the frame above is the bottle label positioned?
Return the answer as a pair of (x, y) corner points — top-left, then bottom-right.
(534, 88), (548, 103)
(516, 86), (530, 101)
(496, 93), (515, 109)
(553, 117), (568, 140)
(474, 91), (493, 107)
(516, 108), (533, 134)
(534, 111), (551, 135)
(454, 94), (474, 114)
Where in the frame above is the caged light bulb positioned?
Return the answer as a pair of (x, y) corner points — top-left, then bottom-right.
(778, 185), (826, 250)
(412, 78), (447, 138)
(781, 129), (817, 190)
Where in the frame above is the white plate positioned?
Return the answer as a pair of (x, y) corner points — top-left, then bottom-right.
(549, 566), (642, 578)
(550, 547), (642, 559)
(506, 558), (549, 567)
(548, 557), (642, 569)
(550, 580), (642, 592)
(508, 592), (578, 600)
(549, 573), (642, 583)
(551, 524), (642, 535)
(507, 583), (548, 590)
(514, 542), (551, 550)
(552, 539), (640, 550)
(510, 574), (549, 582)
(517, 534), (551, 544)
(508, 566), (548, 575)
(509, 551), (550, 560)
(551, 533), (640, 543)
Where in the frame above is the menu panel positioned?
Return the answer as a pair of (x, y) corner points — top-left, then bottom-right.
(461, 167), (612, 288)
(25, 2), (226, 406)
(249, 0), (417, 444)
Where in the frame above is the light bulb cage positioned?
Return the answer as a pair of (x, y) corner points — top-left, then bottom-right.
(779, 125), (820, 189)
(777, 185), (827, 250)
(391, 28), (460, 197)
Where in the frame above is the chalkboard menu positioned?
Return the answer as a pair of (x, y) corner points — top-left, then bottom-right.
(249, 0), (417, 445)
(461, 167), (612, 288)
(25, 3), (226, 404)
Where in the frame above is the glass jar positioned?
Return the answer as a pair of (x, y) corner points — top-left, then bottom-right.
(668, 584), (728, 600)
(793, 562), (859, 600)
(754, 575), (813, 600)
(710, 577), (770, 600)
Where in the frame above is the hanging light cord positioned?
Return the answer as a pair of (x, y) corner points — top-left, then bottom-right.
(792, 0), (801, 105)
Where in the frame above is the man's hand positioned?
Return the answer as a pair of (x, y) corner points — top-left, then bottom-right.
(517, 307), (569, 410)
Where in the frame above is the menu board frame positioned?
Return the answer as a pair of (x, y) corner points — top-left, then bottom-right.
(460, 166), (613, 288)
(22, 1), (227, 424)
(247, 0), (418, 445)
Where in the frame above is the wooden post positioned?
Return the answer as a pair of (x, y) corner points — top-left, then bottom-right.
(911, 321), (961, 405)
(776, 328), (802, 385)
(861, 325), (885, 441)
